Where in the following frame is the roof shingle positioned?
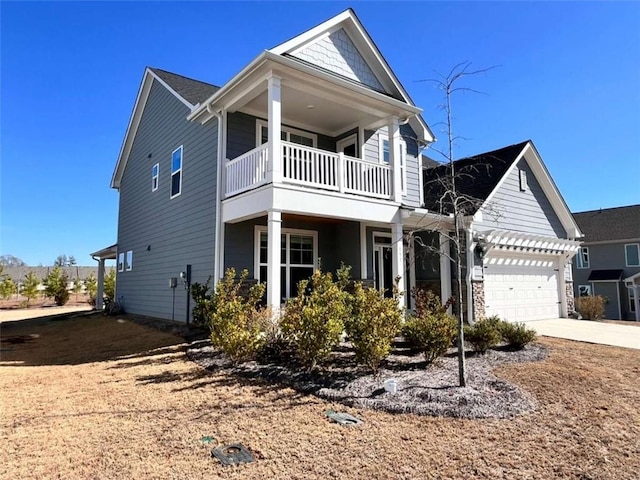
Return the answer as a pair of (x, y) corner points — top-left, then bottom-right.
(149, 67), (220, 106)
(572, 205), (640, 243)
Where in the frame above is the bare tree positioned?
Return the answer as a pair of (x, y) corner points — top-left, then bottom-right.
(0, 254), (26, 267)
(411, 62), (498, 387)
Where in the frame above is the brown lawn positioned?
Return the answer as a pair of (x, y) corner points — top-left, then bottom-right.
(1, 313), (639, 479)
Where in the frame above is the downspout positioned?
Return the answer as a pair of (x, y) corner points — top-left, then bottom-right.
(466, 225), (476, 324)
(211, 106), (224, 288)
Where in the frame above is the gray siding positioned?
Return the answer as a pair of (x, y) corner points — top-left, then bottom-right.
(116, 80), (218, 321)
(224, 216), (362, 282)
(475, 158), (566, 238)
(572, 241), (640, 320)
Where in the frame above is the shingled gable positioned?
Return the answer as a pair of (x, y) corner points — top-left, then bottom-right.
(423, 140), (582, 238)
(268, 8), (433, 142)
(111, 67), (219, 189)
(572, 204), (640, 243)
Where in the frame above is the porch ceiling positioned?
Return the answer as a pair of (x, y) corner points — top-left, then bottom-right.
(241, 85), (381, 136)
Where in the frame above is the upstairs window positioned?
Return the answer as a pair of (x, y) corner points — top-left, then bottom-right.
(126, 250), (133, 271)
(625, 243), (640, 267)
(379, 133), (407, 195)
(171, 146), (183, 198)
(152, 163), (159, 192)
(118, 253), (125, 272)
(576, 247), (589, 269)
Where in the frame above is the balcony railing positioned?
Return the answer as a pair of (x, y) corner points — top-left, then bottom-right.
(225, 141), (392, 200)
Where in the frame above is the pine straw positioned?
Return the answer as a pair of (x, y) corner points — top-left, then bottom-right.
(1, 314), (639, 479)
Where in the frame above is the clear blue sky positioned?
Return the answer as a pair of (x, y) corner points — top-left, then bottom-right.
(2, 1), (639, 266)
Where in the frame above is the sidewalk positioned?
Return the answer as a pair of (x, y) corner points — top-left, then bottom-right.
(524, 318), (640, 350)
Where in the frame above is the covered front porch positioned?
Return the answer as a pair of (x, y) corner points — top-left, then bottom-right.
(220, 211), (452, 310)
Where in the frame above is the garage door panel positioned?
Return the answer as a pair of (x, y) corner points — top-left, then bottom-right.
(484, 256), (560, 322)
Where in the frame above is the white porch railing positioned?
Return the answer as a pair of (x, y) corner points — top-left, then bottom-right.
(225, 143), (269, 197)
(224, 141), (392, 200)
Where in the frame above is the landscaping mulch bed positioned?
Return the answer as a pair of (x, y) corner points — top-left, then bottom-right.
(188, 339), (548, 419)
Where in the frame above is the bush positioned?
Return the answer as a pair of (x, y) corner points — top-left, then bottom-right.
(345, 279), (403, 373)
(84, 273), (97, 302)
(21, 272), (40, 306)
(206, 268), (270, 364)
(464, 319), (501, 354)
(403, 293), (457, 365)
(104, 270), (116, 301)
(280, 267), (349, 369)
(575, 295), (606, 320)
(500, 321), (536, 349)
(190, 277), (213, 327)
(44, 267), (70, 306)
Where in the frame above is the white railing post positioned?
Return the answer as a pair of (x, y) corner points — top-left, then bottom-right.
(267, 75), (282, 184)
(338, 152), (345, 193)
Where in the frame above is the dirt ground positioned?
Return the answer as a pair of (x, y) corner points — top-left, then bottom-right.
(1, 313), (639, 479)
(0, 293), (92, 310)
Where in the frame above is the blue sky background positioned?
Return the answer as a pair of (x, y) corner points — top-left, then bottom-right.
(2, 1), (639, 266)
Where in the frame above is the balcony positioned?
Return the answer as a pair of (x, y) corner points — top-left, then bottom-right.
(225, 141), (392, 200)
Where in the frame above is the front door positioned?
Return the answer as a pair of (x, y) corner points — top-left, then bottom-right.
(373, 234), (394, 297)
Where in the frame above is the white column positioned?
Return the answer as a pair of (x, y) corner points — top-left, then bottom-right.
(388, 117), (402, 203)
(267, 75), (282, 184)
(633, 285), (640, 322)
(360, 222), (367, 280)
(440, 232), (452, 311)
(391, 220), (405, 302)
(96, 258), (105, 310)
(267, 209), (282, 310)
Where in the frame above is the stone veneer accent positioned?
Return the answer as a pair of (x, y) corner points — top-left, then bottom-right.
(294, 28), (385, 91)
(471, 281), (485, 321)
(565, 281), (575, 316)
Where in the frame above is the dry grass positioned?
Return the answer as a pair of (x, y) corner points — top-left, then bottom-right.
(1, 313), (639, 479)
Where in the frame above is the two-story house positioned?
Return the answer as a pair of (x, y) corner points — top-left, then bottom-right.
(572, 205), (640, 321)
(100, 9), (582, 324)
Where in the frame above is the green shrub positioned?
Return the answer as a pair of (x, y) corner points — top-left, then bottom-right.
(280, 267), (349, 369)
(207, 268), (270, 364)
(412, 288), (453, 318)
(21, 272), (40, 306)
(190, 276), (213, 327)
(345, 280), (403, 373)
(500, 321), (536, 349)
(84, 273), (97, 303)
(575, 295), (606, 320)
(0, 276), (17, 300)
(44, 267), (70, 306)
(402, 311), (457, 364)
(104, 270), (116, 301)
(464, 319), (501, 354)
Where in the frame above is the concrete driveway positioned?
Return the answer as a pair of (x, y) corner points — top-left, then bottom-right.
(524, 318), (640, 350)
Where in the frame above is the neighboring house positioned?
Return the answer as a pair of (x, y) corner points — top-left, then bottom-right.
(102, 9), (581, 323)
(572, 205), (640, 321)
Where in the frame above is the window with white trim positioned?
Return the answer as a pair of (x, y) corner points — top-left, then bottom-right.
(576, 247), (589, 269)
(256, 227), (317, 300)
(578, 284), (592, 297)
(625, 243), (640, 267)
(170, 146), (183, 198)
(379, 132), (407, 195)
(118, 253), (125, 272)
(256, 120), (317, 148)
(125, 250), (133, 271)
(629, 288), (636, 313)
(151, 163), (159, 191)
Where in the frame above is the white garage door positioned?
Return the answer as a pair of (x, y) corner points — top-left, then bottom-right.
(484, 256), (561, 322)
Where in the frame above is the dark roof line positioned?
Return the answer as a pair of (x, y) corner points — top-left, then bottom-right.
(148, 67), (221, 106)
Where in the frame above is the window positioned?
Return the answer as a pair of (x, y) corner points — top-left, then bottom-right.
(256, 227), (317, 300)
(151, 163), (159, 191)
(630, 288), (637, 313)
(576, 247), (590, 269)
(118, 253), (125, 272)
(125, 250), (133, 271)
(171, 146), (183, 198)
(519, 169), (528, 191)
(625, 243), (640, 267)
(379, 133), (407, 195)
(256, 120), (317, 148)
(578, 285), (592, 297)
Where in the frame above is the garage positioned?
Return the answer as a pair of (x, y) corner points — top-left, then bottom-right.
(483, 254), (561, 322)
